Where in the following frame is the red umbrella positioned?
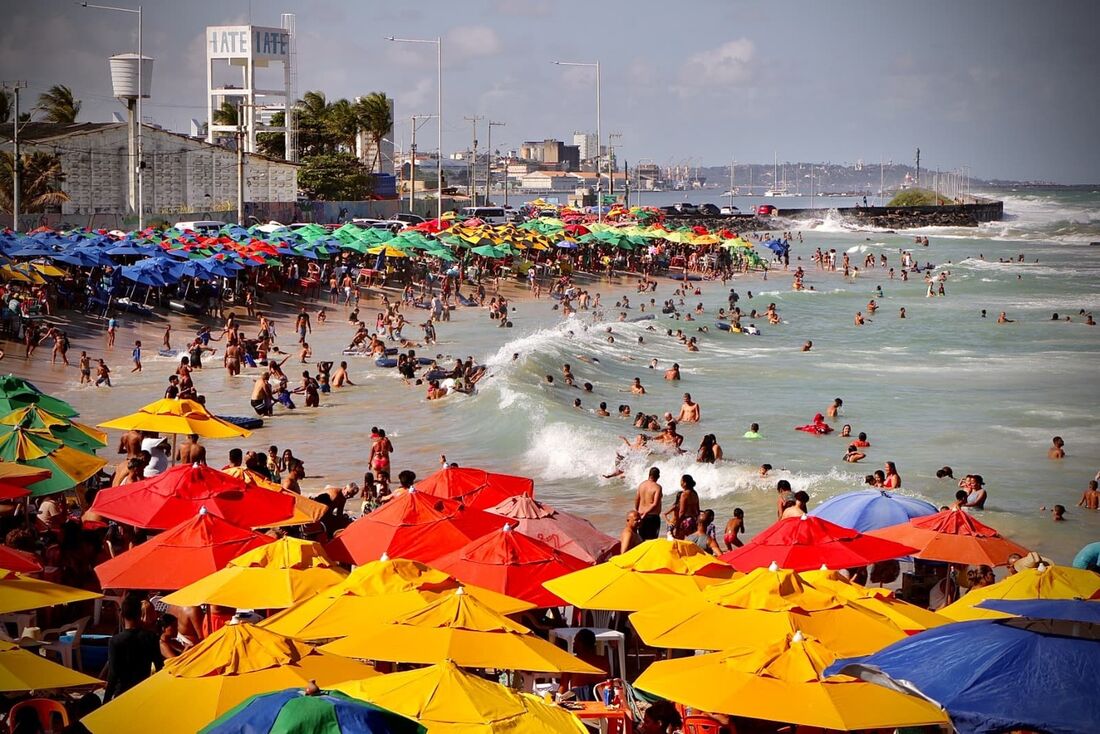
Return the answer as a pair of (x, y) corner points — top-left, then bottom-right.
(415, 466), (534, 510)
(431, 524), (590, 607)
(0, 481), (31, 501)
(487, 495), (618, 564)
(0, 545), (42, 574)
(0, 464), (49, 500)
(325, 488), (502, 565)
(95, 510), (274, 591)
(564, 224), (590, 236)
(868, 509), (1030, 567)
(718, 515), (917, 572)
(90, 463), (295, 530)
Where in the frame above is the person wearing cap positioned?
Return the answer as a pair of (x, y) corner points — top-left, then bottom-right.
(141, 436), (171, 477)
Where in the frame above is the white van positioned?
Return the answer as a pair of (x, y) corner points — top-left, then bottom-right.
(174, 220), (225, 235)
(458, 206), (507, 225)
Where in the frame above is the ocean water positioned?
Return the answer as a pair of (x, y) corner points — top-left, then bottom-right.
(23, 187), (1100, 565)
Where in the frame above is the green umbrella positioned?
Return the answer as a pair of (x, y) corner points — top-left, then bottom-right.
(200, 688), (423, 734)
(0, 376), (77, 418)
(471, 244), (507, 259)
(425, 248), (456, 262)
(0, 426), (106, 496)
(0, 405), (107, 454)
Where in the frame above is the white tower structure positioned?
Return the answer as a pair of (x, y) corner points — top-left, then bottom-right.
(205, 19), (295, 159)
(108, 53), (152, 222)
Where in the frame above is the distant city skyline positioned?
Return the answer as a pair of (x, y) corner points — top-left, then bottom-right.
(3, 0), (1097, 183)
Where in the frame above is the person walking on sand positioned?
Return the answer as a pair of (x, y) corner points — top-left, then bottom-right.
(131, 340), (143, 372)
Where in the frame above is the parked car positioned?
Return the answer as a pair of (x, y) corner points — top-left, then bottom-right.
(720, 205), (740, 215)
(174, 220), (225, 235)
(673, 202), (699, 214)
(757, 204), (777, 216)
(391, 212), (426, 225)
(698, 203), (721, 216)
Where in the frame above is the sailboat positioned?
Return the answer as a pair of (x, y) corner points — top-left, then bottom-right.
(764, 152), (793, 197)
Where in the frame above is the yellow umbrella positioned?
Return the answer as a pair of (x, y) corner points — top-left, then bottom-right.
(320, 588), (602, 674)
(261, 557), (533, 641)
(939, 563), (1100, 621)
(634, 633), (948, 731)
(0, 639), (102, 692)
(219, 467), (326, 526)
(628, 564), (910, 656)
(541, 538), (737, 612)
(0, 462), (51, 484)
(334, 660), (586, 734)
(81, 623), (377, 734)
(97, 398), (251, 439)
(160, 537), (348, 610)
(366, 245), (409, 258)
(801, 568), (950, 632)
(0, 405), (108, 451)
(0, 265), (45, 284)
(0, 570), (101, 614)
(30, 262), (67, 278)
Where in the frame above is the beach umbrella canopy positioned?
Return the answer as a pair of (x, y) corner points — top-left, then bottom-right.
(261, 557), (533, 641)
(82, 623), (379, 734)
(94, 510), (275, 591)
(542, 538), (737, 612)
(0, 570), (101, 614)
(628, 563), (911, 655)
(0, 545), (42, 574)
(0, 640), (102, 693)
(0, 426), (106, 496)
(320, 588), (602, 674)
(431, 525), (590, 607)
(808, 489), (938, 532)
(0, 461), (47, 499)
(333, 660), (586, 734)
(719, 515), (917, 572)
(486, 495), (617, 564)
(219, 466), (327, 526)
(98, 398), (251, 439)
(415, 466), (534, 510)
(0, 405), (107, 454)
(938, 563), (1100, 621)
(635, 633), (948, 731)
(91, 463), (296, 530)
(200, 688), (423, 734)
(829, 617), (1100, 734)
(0, 375), (77, 417)
(800, 568), (949, 633)
(325, 489), (502, 565)
(161, 537), (348, 610)
(869, 509), (1030, 566)
(978, 598), (1100, 622)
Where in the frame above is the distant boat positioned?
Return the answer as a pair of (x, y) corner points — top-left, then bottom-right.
(764, 187), (794, 197)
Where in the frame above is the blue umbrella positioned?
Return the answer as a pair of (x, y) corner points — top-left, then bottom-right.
(107, 242), (154, 256)
(762, 238), (789, 256)
(978, 598), (1100, 623)
(828, 617), (1100, 734)
(808, 489), (938, 533)
(200, 688), (423, 734)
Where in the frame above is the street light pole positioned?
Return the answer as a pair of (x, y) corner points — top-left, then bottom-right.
(3, 81), (27, 231)
(553, 60), (601, 222)
(387, 36), (443, 223)
(82, 2), (144, 229)
(487, 120), (504, 203)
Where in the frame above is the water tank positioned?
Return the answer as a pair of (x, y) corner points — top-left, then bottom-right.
(108, 54), (153, 99)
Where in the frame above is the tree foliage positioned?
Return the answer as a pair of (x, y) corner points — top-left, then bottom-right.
(0, 151), (70, 213)
(887, 188), (947, 207)
(36, 84), (81, 124)
(296, 152), (371, 201)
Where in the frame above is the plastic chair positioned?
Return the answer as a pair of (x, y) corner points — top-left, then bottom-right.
(92, 594), (124, 628)
(7, 698), (69, 733)
(683, 715), (727, 734)
(40, 615), (89, 670)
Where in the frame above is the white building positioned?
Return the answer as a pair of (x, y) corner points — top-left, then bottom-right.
(5, 122), (298, 219)
(573, 132), (597, 162)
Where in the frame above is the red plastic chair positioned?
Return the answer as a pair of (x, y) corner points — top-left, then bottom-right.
(7, 698), (69, 733)
(683, 715), (728, 734)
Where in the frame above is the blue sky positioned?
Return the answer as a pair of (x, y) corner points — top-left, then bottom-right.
(5, 0), (1098, 182)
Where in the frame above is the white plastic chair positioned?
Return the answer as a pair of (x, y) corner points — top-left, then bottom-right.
(40, 616), (89, 670)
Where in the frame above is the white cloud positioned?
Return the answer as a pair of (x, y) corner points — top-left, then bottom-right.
(445, 25), (503, 61)
(677, 38), (755, 94)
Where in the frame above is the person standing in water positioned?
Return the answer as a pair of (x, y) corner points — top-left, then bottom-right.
(634, 467), (663, 540)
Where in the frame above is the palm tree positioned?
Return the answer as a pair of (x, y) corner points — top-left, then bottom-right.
(294, 91), (332, 157)
(325, 98), (358, 153)
(211, 100), (239, 127)
(0, 151), (70, 213)
(36, 84), (81, 124)
(355, 92), (392, 173)
(256, 111), (286, 159)
(0, 90), (10, 125)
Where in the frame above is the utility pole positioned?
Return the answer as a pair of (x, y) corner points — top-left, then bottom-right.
(236, 101), (245, 225)
(915, 147), (920, 189)
(607, 132), (621, 205)
(486, 120), (504, 203)
(4, 81), (27, 231)
(409, 115), (417, 212)
(463, 115), (482, 202)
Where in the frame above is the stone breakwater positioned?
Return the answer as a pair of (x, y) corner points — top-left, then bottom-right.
(669, 199), (1004, 233)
